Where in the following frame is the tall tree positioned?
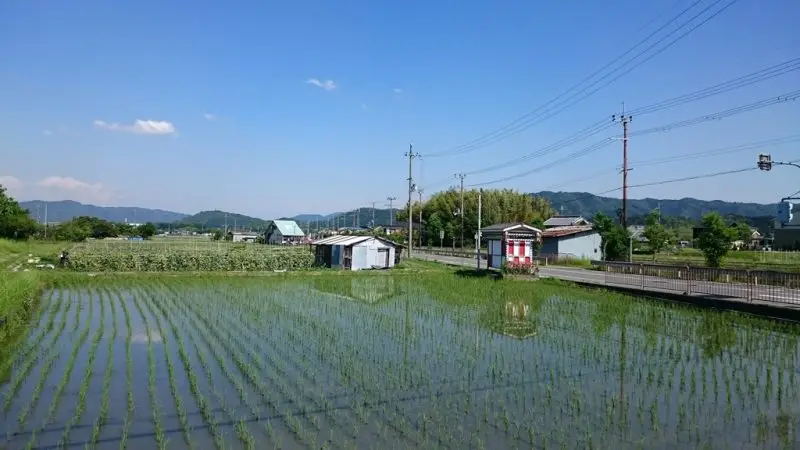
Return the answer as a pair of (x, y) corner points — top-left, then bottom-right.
(643, 209), (671, 261)
(696, 212), (733, 267)
(0, 185), (39, 239)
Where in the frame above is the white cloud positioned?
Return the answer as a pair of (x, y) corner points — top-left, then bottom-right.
(36, 176), (114, 204)
(0, 176), (24, 196)
(305, 78), (338, 92)
(203, 113), (216, 121)
(94, 119), (177, 135)
(393, 88), (403, 94)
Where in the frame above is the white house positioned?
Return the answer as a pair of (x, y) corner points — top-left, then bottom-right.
(264, 220), (305, 244)
(312, 235), (398, 270)
(541, 226), (602, 261)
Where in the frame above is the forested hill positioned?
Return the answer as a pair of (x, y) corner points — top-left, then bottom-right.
(19, 200), (187, 223)
(534, 191), (777, 219)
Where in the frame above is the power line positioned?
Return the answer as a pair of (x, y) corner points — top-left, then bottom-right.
(467, 91), (800, 187)
(541, 134), (800, 191)
(425, 0), (739, 158)
(457, 58), (799, 177)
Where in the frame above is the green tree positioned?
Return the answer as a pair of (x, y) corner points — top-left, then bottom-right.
(211, 229), (224, 241)
(732, 222), (752, 243)
(0, 185), (40, 239)
(643, 209), (671, 261)
(696, 212), (733, 267)
(593, 212), (630, 261)
(136, 223), (157, 239)
(52, 221), (91, 242)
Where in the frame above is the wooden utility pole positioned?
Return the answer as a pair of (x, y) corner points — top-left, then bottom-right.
(455, 173), (467, 249)
(613, 109), (632, 229)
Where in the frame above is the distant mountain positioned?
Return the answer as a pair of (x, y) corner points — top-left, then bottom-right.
(533, 191), (777, 219)
(179, 210), (267, 230)
(291, 208), (401, 228)
(20, 200), (187, 224)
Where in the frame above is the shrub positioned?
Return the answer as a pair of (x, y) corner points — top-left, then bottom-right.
(502, 260), (537, 275)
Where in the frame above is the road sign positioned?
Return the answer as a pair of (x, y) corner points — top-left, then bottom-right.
(439, 230), (445, 240)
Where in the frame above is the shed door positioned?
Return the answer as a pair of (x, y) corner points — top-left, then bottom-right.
(377, 248), (389, 267)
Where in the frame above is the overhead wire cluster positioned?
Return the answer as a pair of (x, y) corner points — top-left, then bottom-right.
(424, 0), (742, 159)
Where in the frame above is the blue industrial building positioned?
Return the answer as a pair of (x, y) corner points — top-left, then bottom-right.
(540, 226), (601, 261)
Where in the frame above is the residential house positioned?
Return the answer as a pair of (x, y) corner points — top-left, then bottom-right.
(264, 220), (305, 245)
(541, 225), (602, 261)
(480, 223), (542, 269)
(381, 221), (421, 235)
(628, 225), (648, 242)
(312, 235), (398, 270)
(543, 215), (591, 229)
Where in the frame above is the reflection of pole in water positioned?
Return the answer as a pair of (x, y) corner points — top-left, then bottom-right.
(619, 315), (626, 420)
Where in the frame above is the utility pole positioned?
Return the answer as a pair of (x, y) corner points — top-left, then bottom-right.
(417, 189), (424, 248)
(44, 203), (48, 239)
(477, 188), (482, 270)
(224, 212), (228, 235)
(387, 197), (397, 226)
(455, 173), (467, 249)
(357, 207), (361, 229)
(370, 201), (377, 228)
(406, 144), (421, 257)
(613, 108), (632, 229)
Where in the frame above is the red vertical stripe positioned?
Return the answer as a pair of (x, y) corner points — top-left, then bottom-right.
(507, 240), (514, 257)
(518, 241), (525, 257)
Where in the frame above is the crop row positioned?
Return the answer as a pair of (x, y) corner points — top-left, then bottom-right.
(68, 247), (314, 271)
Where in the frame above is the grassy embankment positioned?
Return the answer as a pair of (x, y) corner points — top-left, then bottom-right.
(634, 248), (800, 271)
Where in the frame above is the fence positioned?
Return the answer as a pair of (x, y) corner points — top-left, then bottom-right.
(593, 261), (800, 306)
(415, 247), (580, 266)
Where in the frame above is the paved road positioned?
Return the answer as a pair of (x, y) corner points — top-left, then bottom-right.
(414, 253), (800, 309)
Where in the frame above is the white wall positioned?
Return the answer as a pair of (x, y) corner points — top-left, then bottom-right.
(488, 239), (503, 269)
(556, 232), (602, 260)
(351, 238), (396, 270)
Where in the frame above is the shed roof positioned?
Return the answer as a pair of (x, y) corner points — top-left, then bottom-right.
(313, 235), (398, 247)
(269, 220), (305, 237)
(544, 216), (590, 227)
(542, 225), (596, 238)
(481, 223), (542, 234)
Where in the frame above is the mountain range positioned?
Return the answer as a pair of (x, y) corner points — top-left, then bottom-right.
(19, 192), (781, 229)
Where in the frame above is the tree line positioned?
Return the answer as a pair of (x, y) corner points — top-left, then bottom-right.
(1, 185), (156, 242)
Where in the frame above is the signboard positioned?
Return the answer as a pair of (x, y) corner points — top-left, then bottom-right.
(439, 230), (445, 240)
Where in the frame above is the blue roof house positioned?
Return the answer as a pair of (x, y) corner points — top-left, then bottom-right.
(264, 220), (305, 245)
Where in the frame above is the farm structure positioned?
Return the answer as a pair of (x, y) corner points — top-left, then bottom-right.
(228, 231), (260, 243)
(265, 220), (305, 244)
(312, 235), (397, 270)
(481, 223), (542, 270)
(541, 225), (601, 261)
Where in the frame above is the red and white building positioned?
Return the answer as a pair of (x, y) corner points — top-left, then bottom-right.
(481, 223), (542, 270)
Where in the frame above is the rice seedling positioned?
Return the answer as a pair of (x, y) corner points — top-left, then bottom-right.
(2, 271), (800, 449)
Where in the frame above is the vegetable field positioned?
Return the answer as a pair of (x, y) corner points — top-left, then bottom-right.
(69, 241), (314, 271)
(1, 274), (799, 449)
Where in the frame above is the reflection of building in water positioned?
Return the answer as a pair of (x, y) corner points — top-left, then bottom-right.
(312, 276), (397, 304)
(349, 277), (396, 304)
(482, 301), (537, 339)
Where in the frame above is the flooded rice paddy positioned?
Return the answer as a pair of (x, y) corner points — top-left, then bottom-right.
(1, 274), (799, 449)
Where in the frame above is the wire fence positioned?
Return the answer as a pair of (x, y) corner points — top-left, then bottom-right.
(593, 261), (800, 305)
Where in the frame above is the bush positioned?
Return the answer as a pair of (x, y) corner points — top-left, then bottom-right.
(502, 260), (538, 275)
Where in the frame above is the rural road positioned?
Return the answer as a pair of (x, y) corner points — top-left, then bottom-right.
(414, 253), (800, 308)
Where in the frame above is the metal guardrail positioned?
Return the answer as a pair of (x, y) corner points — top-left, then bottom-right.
(593, 261), (800, 305)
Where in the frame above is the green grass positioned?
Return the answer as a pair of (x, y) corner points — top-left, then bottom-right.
(0, 239), (67, 269)
(634, 248), (800, 270)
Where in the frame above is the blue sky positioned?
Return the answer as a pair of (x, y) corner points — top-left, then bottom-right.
(1, 0), (798, 218)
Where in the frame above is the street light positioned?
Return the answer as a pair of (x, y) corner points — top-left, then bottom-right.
(757, 153), (800, 171)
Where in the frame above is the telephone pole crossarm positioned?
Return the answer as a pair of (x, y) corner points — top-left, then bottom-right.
(613, 111), (633, 228)
(405, 144), (421, 257)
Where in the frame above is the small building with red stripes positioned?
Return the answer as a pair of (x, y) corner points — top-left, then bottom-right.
(481, 223), (542, 270)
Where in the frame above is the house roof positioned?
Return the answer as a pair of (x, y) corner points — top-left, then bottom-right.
(542, 225), (596, 238)
(230, 231), (260, 236)
(269, 220), (305, 237)
(313, 235), (398, 247)
(481, 223), (542, 234)
(544, 216), (590, 227)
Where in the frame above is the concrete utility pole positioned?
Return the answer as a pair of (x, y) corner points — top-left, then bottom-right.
(356, 207), (361, 229)
(44, 203), (48, 239)
(476, 188), (482, 270)
(370, 201), (377, 228)
(387, 197), (397, 226)
(417, 189), (424, 248)
(406, 144), (421, 257)
(455, 173), (467, 249)
(613, 107), (632, 229)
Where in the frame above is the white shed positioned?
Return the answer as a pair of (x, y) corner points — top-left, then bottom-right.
(313, 235), (397, 270)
